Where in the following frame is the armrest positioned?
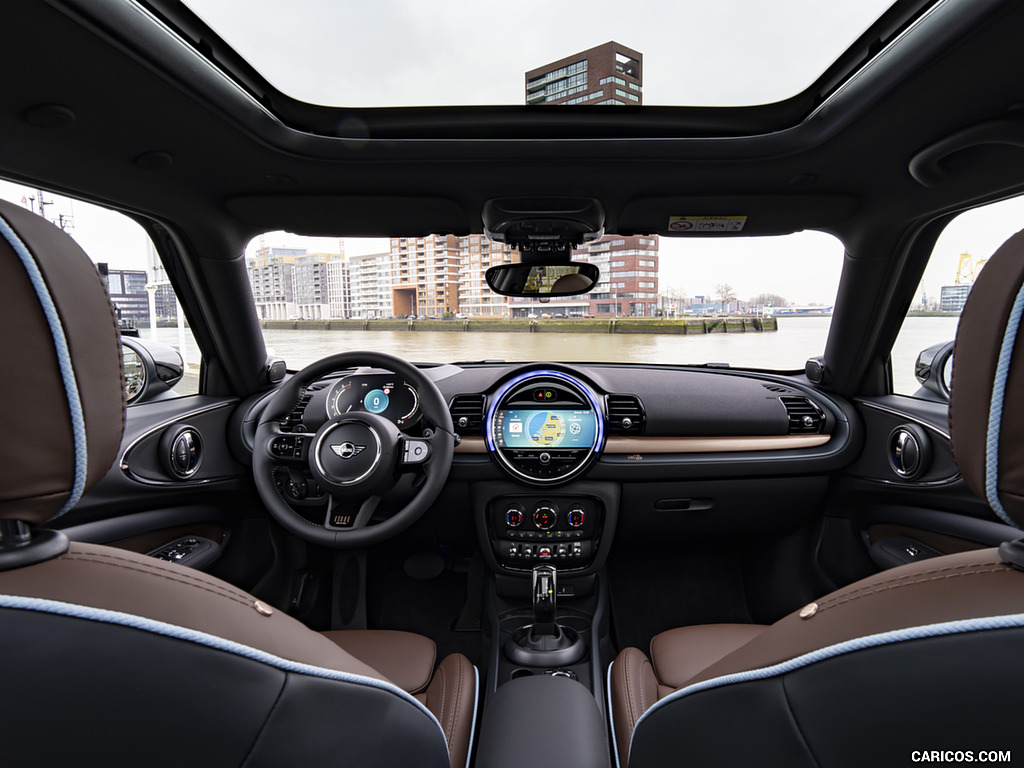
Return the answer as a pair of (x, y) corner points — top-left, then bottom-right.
(476, 675), (610, 768)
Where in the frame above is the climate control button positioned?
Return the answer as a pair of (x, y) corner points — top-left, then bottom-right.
(567, 506), (585, 528)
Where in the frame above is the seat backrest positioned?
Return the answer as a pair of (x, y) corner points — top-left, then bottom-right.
(0, 199), (450, 767)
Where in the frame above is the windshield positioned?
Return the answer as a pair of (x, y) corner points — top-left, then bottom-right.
(182, 0), (896, 108)
(248, 230), (843, 371)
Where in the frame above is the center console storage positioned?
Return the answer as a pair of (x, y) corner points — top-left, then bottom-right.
(476, 675), (611, 768)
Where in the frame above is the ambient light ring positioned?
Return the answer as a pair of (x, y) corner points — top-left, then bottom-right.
(485, 369), (605, 485)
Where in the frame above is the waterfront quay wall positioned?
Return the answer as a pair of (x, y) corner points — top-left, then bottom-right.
(261, 317), (777, 335)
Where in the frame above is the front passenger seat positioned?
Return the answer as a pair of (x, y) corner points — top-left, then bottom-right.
(0, 199), (476, 768)
(609, 228), (1024, 767)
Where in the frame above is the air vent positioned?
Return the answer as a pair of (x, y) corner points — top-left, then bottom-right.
(281, 388), (312, 432)
(159, 425), (202, 479)
(449, 394), (486, 435)
(780, 396), (824, 434)
(607, 394), (646, 435)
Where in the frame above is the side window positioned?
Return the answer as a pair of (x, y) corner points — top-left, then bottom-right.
(892, 195), (1024, 399)
(0, 182), (200, 403)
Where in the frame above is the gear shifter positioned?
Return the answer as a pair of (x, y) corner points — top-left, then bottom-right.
(532, 564), (557, 634)
(504, 564), (585, 667)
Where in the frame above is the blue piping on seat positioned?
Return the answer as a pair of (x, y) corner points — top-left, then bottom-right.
(985, 279), (1024, 528)
(0, 215), (87, 517)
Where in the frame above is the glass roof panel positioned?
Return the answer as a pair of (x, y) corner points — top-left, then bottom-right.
(181, 0), (897, 108)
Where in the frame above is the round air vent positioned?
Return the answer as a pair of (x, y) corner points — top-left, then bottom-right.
(159, 425), (203, 479)
(888, 425), (931, 480)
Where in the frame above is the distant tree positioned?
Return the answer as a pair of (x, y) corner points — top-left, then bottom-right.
(715, 282), (736, 308)
(749, 292), (789, 308)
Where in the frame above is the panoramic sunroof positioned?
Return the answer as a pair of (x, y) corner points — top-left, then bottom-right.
(181, 0), (897, 108)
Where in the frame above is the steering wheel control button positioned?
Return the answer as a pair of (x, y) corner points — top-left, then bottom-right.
(401, 439), (431, 465)
(271, 435), (306, 460)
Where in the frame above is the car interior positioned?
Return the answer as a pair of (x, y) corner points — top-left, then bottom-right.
(4, 0), (1024, 766)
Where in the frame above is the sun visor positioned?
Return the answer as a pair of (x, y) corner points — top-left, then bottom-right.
(226, 196), (471, 237)
(616, 195), (860, 237)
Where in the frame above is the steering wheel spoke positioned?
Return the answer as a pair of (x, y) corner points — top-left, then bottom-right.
(324, 494), (381, 530)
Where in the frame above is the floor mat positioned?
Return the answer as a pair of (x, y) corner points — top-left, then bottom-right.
(367, 545), (483, 665)
(606, 540), (753, 653)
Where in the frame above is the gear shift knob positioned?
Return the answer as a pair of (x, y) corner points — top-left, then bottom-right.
(504, 562), (584, 666)
(532, 564), (557, 634)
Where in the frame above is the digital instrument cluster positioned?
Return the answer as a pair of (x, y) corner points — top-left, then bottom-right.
(325, 374), (421, 428)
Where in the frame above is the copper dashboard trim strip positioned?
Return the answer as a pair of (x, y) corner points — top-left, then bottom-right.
(455, 437), (487, 454)
(454, 435), (830, 454)
(604, 435), (830, 453)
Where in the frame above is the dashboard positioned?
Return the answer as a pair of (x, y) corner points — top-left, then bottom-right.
(142, 359), (860, 576)
(276, 363), (852, 486)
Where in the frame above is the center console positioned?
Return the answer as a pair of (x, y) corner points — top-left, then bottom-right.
(473, 478), (618, 703)
(470, 369), (618, 766)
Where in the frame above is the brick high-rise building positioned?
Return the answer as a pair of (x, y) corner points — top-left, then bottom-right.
(525, 41), (642, 106)
(523, 43), (656, 317)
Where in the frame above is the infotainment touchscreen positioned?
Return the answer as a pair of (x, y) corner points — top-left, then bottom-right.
(494, 409), (598, 449)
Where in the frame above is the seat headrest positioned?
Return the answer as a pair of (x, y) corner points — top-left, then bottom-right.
(950, 227), (1024, 528)
(0, 199), (125, 526)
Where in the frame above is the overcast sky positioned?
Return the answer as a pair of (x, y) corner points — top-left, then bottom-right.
(4, 0), (1023, 307)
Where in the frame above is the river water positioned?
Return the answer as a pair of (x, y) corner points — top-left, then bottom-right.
(142, 316), (961, 397)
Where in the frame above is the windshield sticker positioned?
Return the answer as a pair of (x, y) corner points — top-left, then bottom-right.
(668, 216), (747, 232)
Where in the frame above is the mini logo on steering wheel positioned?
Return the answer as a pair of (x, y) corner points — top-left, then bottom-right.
(331, 442), (366, 460)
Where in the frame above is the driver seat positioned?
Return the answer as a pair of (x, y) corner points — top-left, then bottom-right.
(0, 199), (476, 768)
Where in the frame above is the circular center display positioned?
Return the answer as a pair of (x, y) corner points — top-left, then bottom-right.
(486, 371), (604, 485)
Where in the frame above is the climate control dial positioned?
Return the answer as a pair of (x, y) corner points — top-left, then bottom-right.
(505, 504), (524, 528)
(534, 505), (557, 530)
(567, 506), (586, 528)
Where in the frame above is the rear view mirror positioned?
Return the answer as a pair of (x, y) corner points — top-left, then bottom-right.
(485, 262), (599, 297)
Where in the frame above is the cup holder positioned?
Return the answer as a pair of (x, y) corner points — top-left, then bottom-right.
(511, 668), (534, 679)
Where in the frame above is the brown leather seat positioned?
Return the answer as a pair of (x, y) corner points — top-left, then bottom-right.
(0, 199), (476, 768)
(609, 228), (1024, 767)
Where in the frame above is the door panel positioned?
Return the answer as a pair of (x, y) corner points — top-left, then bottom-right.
(52, 395), (275, 591)
(817, 394), (1017, 589)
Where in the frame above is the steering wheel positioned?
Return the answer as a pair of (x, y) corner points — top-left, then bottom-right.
(253, 351), (455, 547)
